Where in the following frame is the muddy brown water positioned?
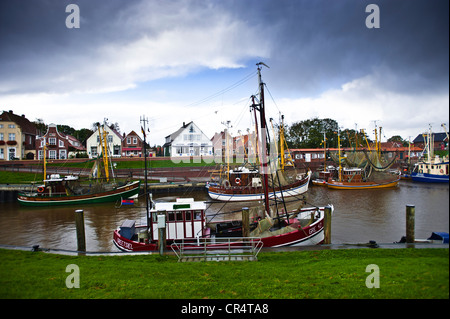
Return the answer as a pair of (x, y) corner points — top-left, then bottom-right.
(0, 181), (448, 251)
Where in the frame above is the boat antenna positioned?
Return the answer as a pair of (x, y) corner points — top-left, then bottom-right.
(257, 61), (270, 69)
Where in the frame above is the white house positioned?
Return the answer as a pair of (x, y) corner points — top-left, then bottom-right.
(86, 125), (123, 158)
(163, 121), (213, 157)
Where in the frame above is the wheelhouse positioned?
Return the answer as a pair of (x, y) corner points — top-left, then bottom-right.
(149, 198), (206, 241)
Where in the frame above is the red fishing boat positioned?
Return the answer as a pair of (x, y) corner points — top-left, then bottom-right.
(113, 197), (332, 251)
(113, 64), (333, 252)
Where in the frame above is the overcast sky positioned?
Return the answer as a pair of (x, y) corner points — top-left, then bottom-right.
(0, 0), (448, 146)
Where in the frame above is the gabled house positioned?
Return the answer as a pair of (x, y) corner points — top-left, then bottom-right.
(122, 131), (143, 157)
(163, 121), (212, 157)
(86, 124), (123, 158)
(0, 110), (37, 160)
(35, 124), (85, 160)
(413, 132), (448, 151)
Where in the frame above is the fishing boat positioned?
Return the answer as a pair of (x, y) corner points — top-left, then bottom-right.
(206, 65), (310, 202)
(311, 166), (337, 186)
(326, 126), (400, 190)
(17, 123), (140, 206)
(411, 125), (449, 183)
(113, 197), (331, 252)
(207, 170), (311, 201)
(113, 64), (332, 252)
(326, 167), (400, 189)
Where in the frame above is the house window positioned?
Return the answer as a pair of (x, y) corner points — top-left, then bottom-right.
(108, 135), (113, 143)
(8, 124), (15, 128)
(49, 138), (56, 145)
(8, 133), (15, 141)
(133, 137), (137, 144)
(49, 150), (57, 159)
(0, 133), (3, 140)
(0, 149), (4, 159)
(38, 150), (43, 160)
(91, 146), (98, 157)
(127, 137), (131, 144)
(59, 150), (67, 159)
(59, 140), (64, 147)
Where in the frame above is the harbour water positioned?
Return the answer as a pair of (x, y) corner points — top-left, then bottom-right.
(0, 181), (448, 252)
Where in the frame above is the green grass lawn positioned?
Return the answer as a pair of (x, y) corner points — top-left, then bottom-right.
(0, 158), (216, 184)
(0, 248), (447, 299)
(0, 171), (41, 184)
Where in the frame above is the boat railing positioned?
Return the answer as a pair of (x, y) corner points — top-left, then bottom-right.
(170, 237), (263, 262)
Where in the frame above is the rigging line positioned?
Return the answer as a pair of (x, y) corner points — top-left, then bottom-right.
(264, 83), (282, 114)
(232, 97), (253, 128)
(182, 70), (257, 109)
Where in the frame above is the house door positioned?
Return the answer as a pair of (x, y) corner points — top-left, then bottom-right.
(7, 147), (16, 160)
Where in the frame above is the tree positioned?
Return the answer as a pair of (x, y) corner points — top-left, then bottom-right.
(388, 135), (407, 146)
(34, 119), (47, 136)
(286, 118), (339, 149)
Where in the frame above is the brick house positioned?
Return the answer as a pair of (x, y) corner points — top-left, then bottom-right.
(0, 110), (37, 160)
(36, 124), (85, 160)
(122, 131), (143, 157)
(413, 132), (448, 151)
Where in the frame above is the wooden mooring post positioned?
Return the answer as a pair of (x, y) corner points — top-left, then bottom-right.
(75, 209), (86, 252)
(242, 207), (250, 238)
(406, 205), (415, 243)
(323, 205), (333, 244)
(157, 211), (167, 256)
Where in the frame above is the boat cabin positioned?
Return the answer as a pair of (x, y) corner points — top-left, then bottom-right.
(415, 157), (449, 176)
(340, 167), (363, 182)
(36, 174), (79, 196)
(149, 198), (206, 241)
(227, 167), (261, 187)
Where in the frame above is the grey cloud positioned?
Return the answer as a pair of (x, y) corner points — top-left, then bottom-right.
(0, 0), (448, 97)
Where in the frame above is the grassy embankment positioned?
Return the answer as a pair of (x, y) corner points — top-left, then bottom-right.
(0, 158), (218, 184)
(0, 248), (448, 299)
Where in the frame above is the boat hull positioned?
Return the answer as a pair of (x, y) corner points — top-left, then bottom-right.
(113, 206), (327, 252)
(410, 173), (449, 183)
(326, 177), (400, 190)
(207, 172), (310, 201)
(17, 181), (141, 206)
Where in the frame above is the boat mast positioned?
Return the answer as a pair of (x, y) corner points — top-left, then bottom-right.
(140, 115), (152, 236)
(97, 123), (110, 182)
(337, 127), (342, 182)
(255, 62), (270, 217)
(322, 131), (326, 172)
(43, 137), (47, 182)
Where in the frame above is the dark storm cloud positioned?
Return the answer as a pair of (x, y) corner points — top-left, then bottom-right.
(0, 0), (136, 93)
(224, 0), (449, 96)
(0, 0), (448, 96)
